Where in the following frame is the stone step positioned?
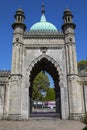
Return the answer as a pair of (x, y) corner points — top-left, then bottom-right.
(30, 112), (60, 119)
(29, 117), (60, 120)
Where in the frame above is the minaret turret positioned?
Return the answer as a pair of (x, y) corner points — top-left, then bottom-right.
(11, 9), (26, 74)
(12, 8), (26, 31)
(62, 9), (76, 32)
(62, 9), (78, 75)
(9, 9), (27, 117)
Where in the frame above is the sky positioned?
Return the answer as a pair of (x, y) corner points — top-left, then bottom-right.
(0, 0), (87, 71)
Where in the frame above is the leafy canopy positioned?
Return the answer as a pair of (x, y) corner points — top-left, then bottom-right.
(78, 60), (87, 72)
(32, 71), (50, 101)
(44, 88), (55, 101)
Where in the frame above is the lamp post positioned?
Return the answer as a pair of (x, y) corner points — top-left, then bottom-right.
(39, 89), (46, 109)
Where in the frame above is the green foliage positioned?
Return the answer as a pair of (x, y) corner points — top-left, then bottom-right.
(82, 126), (87, 130)
(78, 60), (87, 72)
(32, 71), (50, 101)
(44, 88), (55, 101)
(81, 113), (87, 128)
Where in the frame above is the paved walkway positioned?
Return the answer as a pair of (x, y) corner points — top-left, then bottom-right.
(0, 119), (85, 130)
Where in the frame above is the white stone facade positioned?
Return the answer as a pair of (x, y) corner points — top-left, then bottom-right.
(0, 8), (87, 120)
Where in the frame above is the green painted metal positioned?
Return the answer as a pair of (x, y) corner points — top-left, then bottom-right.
(30, 15), (57, 31)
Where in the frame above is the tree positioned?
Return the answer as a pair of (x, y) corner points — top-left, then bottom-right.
(32, 71), (50, 101)
(81, 113), (87, 130)
(44, 88), (55, 101)
(78, 60), (87, 72)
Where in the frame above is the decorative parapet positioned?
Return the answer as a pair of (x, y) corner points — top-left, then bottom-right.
(79, 71), (87, 77)
(79, 72), (87, 85)
(0, 70), (10, 77)
(0, 70), (10, 84)
(23, 30), (64, 39)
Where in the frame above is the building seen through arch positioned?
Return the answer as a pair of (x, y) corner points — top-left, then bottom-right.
(0, 5), (87, 120)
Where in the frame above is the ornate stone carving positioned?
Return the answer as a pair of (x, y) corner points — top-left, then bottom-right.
(40, 47), (48, 53)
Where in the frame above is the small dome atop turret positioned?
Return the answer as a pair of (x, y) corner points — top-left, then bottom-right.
(17, 8), (24, 12)
(64, 8), (71, 12)
(63, 8), (73, 17)
(16, 8), (24, 15)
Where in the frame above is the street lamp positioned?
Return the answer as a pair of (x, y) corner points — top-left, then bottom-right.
(39, 89), (46, 109)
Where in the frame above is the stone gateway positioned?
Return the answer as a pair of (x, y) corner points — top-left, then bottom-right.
(0, 5), (87, 120)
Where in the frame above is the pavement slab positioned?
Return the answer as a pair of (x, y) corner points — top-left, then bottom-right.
(0, 119), (85, 130)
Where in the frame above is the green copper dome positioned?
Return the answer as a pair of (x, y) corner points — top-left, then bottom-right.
(30, 14), (57, 31)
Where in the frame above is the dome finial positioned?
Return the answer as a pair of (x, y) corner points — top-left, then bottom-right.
(41, 3), (45, 15)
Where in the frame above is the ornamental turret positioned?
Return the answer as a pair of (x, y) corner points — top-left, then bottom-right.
(62, 9), (76, 32)
(11, 9), (26, 74)
(62, 9), (84, 119)
(12, 8), (26, 31)
(62, 9), (78, 75)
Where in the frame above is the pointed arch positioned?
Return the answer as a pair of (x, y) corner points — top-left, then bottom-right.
(26, 54), (62, 82)
(27, 54), (62, 116)
(21, 54), (69, 119)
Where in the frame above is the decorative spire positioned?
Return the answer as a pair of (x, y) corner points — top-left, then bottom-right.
(41, 3), (45, 15)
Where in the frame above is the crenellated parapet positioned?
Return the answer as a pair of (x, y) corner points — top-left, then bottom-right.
(0, 70), (10, 84)
(79, 72), (87, 85)
(0, 70), (10, 76)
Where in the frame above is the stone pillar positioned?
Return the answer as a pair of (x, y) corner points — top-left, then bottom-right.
(3, 84), (10, 119)
(9, 9), (26, 120)
(12, 43), (23, 74)
(0, 85), (5, 119)
(68, 75), (85, 119)
(84, 85), (87, 112)
(9, 75), (22, 120)
(21, 75), (29, 120)
(62, 9), (84, 119)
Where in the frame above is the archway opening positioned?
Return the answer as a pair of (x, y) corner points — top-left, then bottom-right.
(29, 58), (61, 118)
